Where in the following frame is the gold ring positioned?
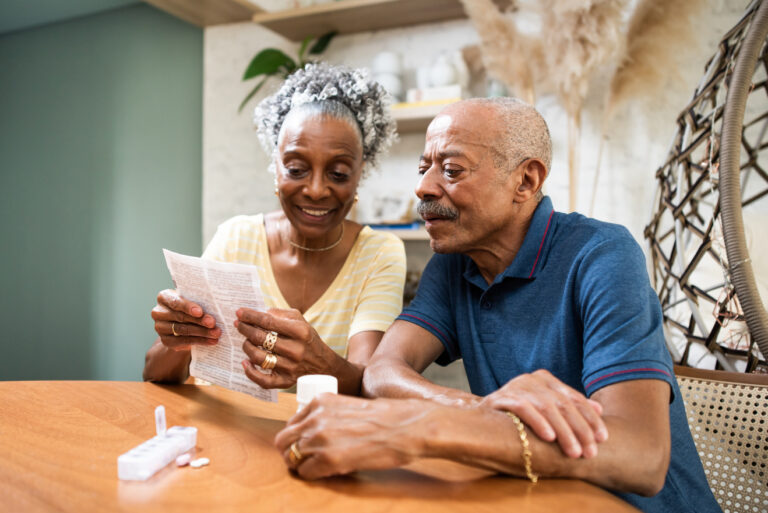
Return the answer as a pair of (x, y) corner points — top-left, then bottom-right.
(289, 441), (304, 465)
(171, 322), (180, 337)
(261, 353), (277, 370)
(263, 331), (278, 352)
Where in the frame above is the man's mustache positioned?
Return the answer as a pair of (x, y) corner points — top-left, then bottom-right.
(417, 200), (459, 220)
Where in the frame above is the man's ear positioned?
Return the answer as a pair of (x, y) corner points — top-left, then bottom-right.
(514, 159), (547, 202)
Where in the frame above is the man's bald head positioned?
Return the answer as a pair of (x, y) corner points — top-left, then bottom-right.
(442, 98), (552, 175)
(418, 98), (551, 254)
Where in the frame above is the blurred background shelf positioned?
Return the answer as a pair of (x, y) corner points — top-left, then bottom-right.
(145, 0), (263, 26)
(251, 0), (510, 42)
(391, 101), (458, 133)
(377, 227), (430, 241)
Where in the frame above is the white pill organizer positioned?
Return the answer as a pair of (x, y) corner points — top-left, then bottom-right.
(117, 406), (198, 481)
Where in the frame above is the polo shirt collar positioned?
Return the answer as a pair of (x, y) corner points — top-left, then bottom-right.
(463, 196), (556, 288)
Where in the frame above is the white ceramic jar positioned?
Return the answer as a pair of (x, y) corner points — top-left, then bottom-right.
(374, 72), (403, 101)
(429, 54), (457, 87)
(372, 51), (402, 75)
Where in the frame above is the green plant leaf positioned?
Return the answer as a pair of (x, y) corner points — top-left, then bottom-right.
(238, 76), (268, 113)
(298, 35), (312, 64)
(243, 49), (297, 80)
(308, 31), (337, 55)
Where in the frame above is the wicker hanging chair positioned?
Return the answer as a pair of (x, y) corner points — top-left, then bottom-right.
(645, 0), (768, 373)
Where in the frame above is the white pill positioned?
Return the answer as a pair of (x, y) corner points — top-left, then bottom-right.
(176, 453), (192, 466)
(190, 457), (210, 468)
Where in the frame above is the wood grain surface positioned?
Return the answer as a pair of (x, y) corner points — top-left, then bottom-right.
(144, 0), (262, 27)
(0, 381), (639, 512)
(251, 0), (512, 42)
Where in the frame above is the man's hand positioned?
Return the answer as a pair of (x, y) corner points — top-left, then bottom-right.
(274, 394), (429, 480)
(480, 369), (608, 459)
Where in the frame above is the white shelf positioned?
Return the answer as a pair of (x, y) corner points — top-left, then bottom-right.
(390, 101), (458, 133)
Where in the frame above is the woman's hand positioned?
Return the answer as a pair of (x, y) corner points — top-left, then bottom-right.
(236, 307), (341, 389)
(480, 369), (608, 459)
(151, 289), (221, 352)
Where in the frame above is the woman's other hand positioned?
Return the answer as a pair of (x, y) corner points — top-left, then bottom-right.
(237, 307), (339, 389)
(152, 289), (221, 352)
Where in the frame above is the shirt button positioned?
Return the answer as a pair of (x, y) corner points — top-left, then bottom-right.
(481, 301), (492, 309)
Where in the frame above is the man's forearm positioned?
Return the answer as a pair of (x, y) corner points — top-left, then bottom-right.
(362, 357), (480, 407)
(420, 404), (668, 496)
(276, 383), (669, 494)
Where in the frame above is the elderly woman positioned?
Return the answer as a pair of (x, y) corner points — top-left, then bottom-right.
(143, 63), (405, 395)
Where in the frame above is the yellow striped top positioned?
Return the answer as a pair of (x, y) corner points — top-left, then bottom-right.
(201, 214), (406, 357)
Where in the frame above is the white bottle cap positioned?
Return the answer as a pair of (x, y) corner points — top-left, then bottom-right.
(296, 375), (338, 412)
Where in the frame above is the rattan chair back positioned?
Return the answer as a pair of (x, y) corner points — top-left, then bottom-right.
(675, 366), (768, 512)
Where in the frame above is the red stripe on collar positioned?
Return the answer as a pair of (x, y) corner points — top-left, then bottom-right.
(528, 209), (554, 279)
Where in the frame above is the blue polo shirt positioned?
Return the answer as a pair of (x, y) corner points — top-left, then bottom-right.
(398, 196), (720, 513)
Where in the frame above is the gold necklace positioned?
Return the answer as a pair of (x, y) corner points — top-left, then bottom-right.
(288, 224), (344, 252)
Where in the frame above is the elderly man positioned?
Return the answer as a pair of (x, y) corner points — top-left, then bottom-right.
(274, 98), (720, 513)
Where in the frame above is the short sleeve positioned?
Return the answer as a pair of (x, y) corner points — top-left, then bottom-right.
(577, 233), (675, 397)
(200, 215), (261, 263)
(397, 254), (460, 364)
(349, 234), (407, 335)
(201, 218), (236, 262)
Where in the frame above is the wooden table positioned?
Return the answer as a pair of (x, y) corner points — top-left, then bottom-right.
(0, 381), (639, 512)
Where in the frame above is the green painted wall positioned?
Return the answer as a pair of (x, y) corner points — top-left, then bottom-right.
(0, 5), (202, 381)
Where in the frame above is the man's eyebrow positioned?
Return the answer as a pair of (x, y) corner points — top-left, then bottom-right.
(419, 150), (465, 161)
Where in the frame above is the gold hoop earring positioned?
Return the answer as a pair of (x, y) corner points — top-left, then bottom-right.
(354, 193), (359, 203)
(275, 187), (279, 197)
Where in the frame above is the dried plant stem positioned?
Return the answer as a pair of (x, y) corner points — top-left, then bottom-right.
(589, 133), (607, 216)
(540, 0), (625, 213)
(589, 104), (611, 216)
(568, 112), (581, 212)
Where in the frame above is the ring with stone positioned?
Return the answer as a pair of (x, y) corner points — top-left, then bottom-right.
(263, 330), (278, 352)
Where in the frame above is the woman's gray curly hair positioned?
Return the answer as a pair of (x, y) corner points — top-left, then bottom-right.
(254, 62), (398, 176)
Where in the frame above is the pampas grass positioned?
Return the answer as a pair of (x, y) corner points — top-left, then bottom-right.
(459, 0), (707, 214)
(459, 0), (542, 104)
(540, 0), (626, 117)
(588, 0), (707, 215)
(607, 0), (707, 116)
(540, 0), (627, 211)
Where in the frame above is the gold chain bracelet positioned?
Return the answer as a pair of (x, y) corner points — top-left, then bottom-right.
(506, 411), (538, 483)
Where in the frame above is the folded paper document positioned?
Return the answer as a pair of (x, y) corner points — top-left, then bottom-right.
(163, 249), (277, 403)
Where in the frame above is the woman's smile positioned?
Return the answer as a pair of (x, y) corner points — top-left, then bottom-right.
(297, 205), (335, 218)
